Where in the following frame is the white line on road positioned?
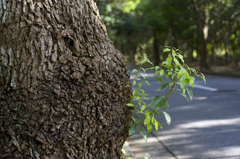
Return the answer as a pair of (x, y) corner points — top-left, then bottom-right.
(193, 84), (218, 91)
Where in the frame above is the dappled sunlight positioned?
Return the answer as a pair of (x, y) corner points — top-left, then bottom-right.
(130, 73), (156, 79)
(130, 135), (158, 144)
(156, 129), (197, 141)
(129, 133), (175, 159)
(193, 96), (208, 100)
(193, 84), (218, 91)
(177, 118), (240, 129)
(170, 105), (198, 111)
(204, 146), (240, 158)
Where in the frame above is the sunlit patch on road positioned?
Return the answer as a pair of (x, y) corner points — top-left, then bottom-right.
(193, 84), (218, 91)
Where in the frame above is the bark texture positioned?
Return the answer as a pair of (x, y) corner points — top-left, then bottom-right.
(0, 0), (132, 158)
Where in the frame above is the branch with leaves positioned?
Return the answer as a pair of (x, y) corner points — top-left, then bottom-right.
(126, 47), (206, 143)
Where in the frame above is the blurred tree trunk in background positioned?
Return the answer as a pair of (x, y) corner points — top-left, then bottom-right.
(0, 0), (132, 158)
(153, 30), (160, 65)
(211, 39), (217, 62)
(188, 41), (194, 62)
(224, 38), (229, 64)
(121, 42), (125, 55)
(192, 0), (209, 69)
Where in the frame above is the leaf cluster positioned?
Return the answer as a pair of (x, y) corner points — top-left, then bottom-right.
(126, 47), (206, 143)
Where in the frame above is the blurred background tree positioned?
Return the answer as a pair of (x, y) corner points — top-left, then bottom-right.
(96, 0), (240, 71)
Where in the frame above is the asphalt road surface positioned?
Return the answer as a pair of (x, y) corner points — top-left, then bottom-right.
(128, 65), (240, 159)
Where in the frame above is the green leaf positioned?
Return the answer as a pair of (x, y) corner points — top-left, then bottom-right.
(136, 96), (141, 100)
(140, 89), (145, 96)
(133, 89), (137, 96)
(166, 103), (169, 110)
(135, 59), (140, 63)
(155, 66), (160, 70)
(125, 85), (130, 88)
(145, 80), (151, 86)
(189, 76), (195, 87)
(152, 78), (164, 82)
(126, 103), (135, 107)
(179, 77), (186, 89)
(178, 67), (187, 79)
(177, 53), (184, 63)
(128, 96), (134, 102)
(138, 153), (150, 159)
(161, 61), (171, 68)
(201, 73), (206, 84)
(156, 120), (162, 129)
(129, 123), (137, 135)
(146, 67), (155, 70)
(174, 58), (180, 67)
(162, 111), (171, 125)
(159, 82), (169, 90)
(140, 99), (146, 105)
(141, 67), (146, 72)
(150, 96), (167, 109)
(160, 69), (164, 76)
(166, 56), (172, 62)
(151, 116), (158, 131)
(186, 87), (193, 101)
(165, 72), (169, 78)
(183, 88), (185, 94)
(144, 110), (150, 123)
(155, 70), (160, 75)
(132, 69), (138, 73)
(138, 83), (142, 88)
(179, 93), (189, 102)
(122, 148), (127, 155)
(136, 78), (141, 81)
(140, 105), (147, 111)
(143, 96), (150, 101)
(152, 110), (160, 115)
(190, 67), (196, 73)
(147, 122), (153, 133)
(141, 73), (145, 79)
(147, 60), (154, 66)
(139, 128), (147, 143)
(132, 80), (136, 86)
(137, 110), (144, 114)
(163, 48), (171, 52)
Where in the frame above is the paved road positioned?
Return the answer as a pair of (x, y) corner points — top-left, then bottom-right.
(127, 66), (240, 159)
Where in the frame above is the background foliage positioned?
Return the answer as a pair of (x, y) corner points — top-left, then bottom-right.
(96, 0), (240, 70)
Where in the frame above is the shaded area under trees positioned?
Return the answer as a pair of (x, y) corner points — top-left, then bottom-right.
(97, 0), (240, 70)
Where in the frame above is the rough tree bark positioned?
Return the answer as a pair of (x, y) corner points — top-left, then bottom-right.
(0, 0), (132, 158)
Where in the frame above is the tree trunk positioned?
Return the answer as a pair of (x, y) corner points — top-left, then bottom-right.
(153, 30), (160, 66)
(223, 30), (229, 65)
(187, 41), (194, 62)
(132, 45), (137, 64)
(192, 0), (209, 70)
(0, 0), (132, 158)
(210, 39), (216, 62)
(121, 41), (125, 55)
